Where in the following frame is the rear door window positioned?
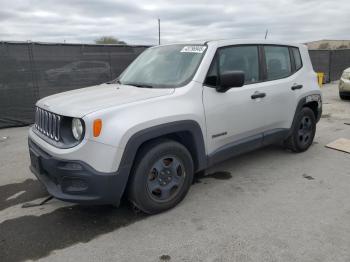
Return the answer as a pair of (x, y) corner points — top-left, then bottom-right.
(264, 46), (292, 80)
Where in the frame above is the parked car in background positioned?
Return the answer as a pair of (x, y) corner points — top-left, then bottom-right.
(28, 40), (322, 214)
(339, 68), (350, 100)
(45, 61), (111, 86)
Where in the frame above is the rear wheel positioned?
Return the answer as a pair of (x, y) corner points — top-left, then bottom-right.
(285, 107), (316, 153)
(128, 139), (194, 214)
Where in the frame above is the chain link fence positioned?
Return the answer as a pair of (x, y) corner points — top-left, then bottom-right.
(309, 49), (350, 83)
(0, 42), (148, 128)
(1, 42), (350, 129)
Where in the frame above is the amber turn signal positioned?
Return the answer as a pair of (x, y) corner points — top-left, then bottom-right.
(93, 119), (102, 137)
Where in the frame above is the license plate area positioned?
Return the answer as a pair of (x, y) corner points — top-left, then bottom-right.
(30, 150), (43, 174)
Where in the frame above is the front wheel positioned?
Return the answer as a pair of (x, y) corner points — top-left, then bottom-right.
(128, 139), (194, 214)
(285, 107), (316, 153)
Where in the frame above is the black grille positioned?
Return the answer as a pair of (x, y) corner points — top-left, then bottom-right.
(34, 107), (61, 141)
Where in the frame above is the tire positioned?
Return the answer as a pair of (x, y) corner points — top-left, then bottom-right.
(339, 93), (349, 100)
(128, 139), (194, 214)
(285, 107), (316, 153)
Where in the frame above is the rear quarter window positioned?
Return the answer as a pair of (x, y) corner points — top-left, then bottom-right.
(291, 47), (303, 71)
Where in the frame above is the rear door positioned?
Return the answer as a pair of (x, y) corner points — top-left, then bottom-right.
(258, 45), (301, 143)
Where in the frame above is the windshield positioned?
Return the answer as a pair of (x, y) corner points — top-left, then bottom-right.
(118, 44), (207, 88)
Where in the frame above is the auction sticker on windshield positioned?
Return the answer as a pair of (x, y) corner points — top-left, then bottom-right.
(181, 46), (207, 53)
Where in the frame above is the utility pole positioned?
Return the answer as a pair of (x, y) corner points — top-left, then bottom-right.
(158, 18), (161, 45)
(264, 29), (268, 40)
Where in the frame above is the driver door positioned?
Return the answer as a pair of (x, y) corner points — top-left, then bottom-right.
(203, 45), (268, 161)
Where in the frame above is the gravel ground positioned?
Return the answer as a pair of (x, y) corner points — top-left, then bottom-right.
(0, 83), (349, 262)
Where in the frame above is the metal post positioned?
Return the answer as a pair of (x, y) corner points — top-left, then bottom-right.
(328, 50), (332, 82)
(158, 18), (161, 45)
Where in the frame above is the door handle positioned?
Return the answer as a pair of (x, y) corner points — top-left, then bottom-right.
(291, 84), (303, 90)
(251, 92), (266, 99)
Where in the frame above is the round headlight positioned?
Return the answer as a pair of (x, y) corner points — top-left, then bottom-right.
(72, 118), (84, 140)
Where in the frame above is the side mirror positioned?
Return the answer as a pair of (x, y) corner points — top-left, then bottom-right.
(216, 71), (245, 93)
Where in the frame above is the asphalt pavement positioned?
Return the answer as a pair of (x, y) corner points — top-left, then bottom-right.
(0, 83), (349, 262)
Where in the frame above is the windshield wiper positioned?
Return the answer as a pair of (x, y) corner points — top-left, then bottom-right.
(124, 82), (154, 88)
(106, 79), (121, 84)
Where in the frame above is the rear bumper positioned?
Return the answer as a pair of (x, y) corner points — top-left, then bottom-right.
(28, 138), (126, 205)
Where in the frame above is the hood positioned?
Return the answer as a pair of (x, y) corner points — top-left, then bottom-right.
(36, 83), (175, 118)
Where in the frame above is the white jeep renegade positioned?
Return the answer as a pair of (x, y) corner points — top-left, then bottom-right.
(28, 39), (322, 214)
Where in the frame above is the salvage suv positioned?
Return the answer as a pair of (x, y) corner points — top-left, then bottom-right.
(28, 40), (322, 214)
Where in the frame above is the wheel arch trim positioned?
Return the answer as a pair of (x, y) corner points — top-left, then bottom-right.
(289, 94), (322, 136)
(115, 120), (207, 202)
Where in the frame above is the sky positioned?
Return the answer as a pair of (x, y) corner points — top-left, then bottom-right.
(0, 0), (349, 45)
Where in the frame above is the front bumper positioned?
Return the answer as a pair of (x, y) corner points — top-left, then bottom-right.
(28, 138), (126, 205)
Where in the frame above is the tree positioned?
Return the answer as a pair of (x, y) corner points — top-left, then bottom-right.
(337, 44), (348, 49)
(318, 42), (330, 50)
(94, 36), (126, 45)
